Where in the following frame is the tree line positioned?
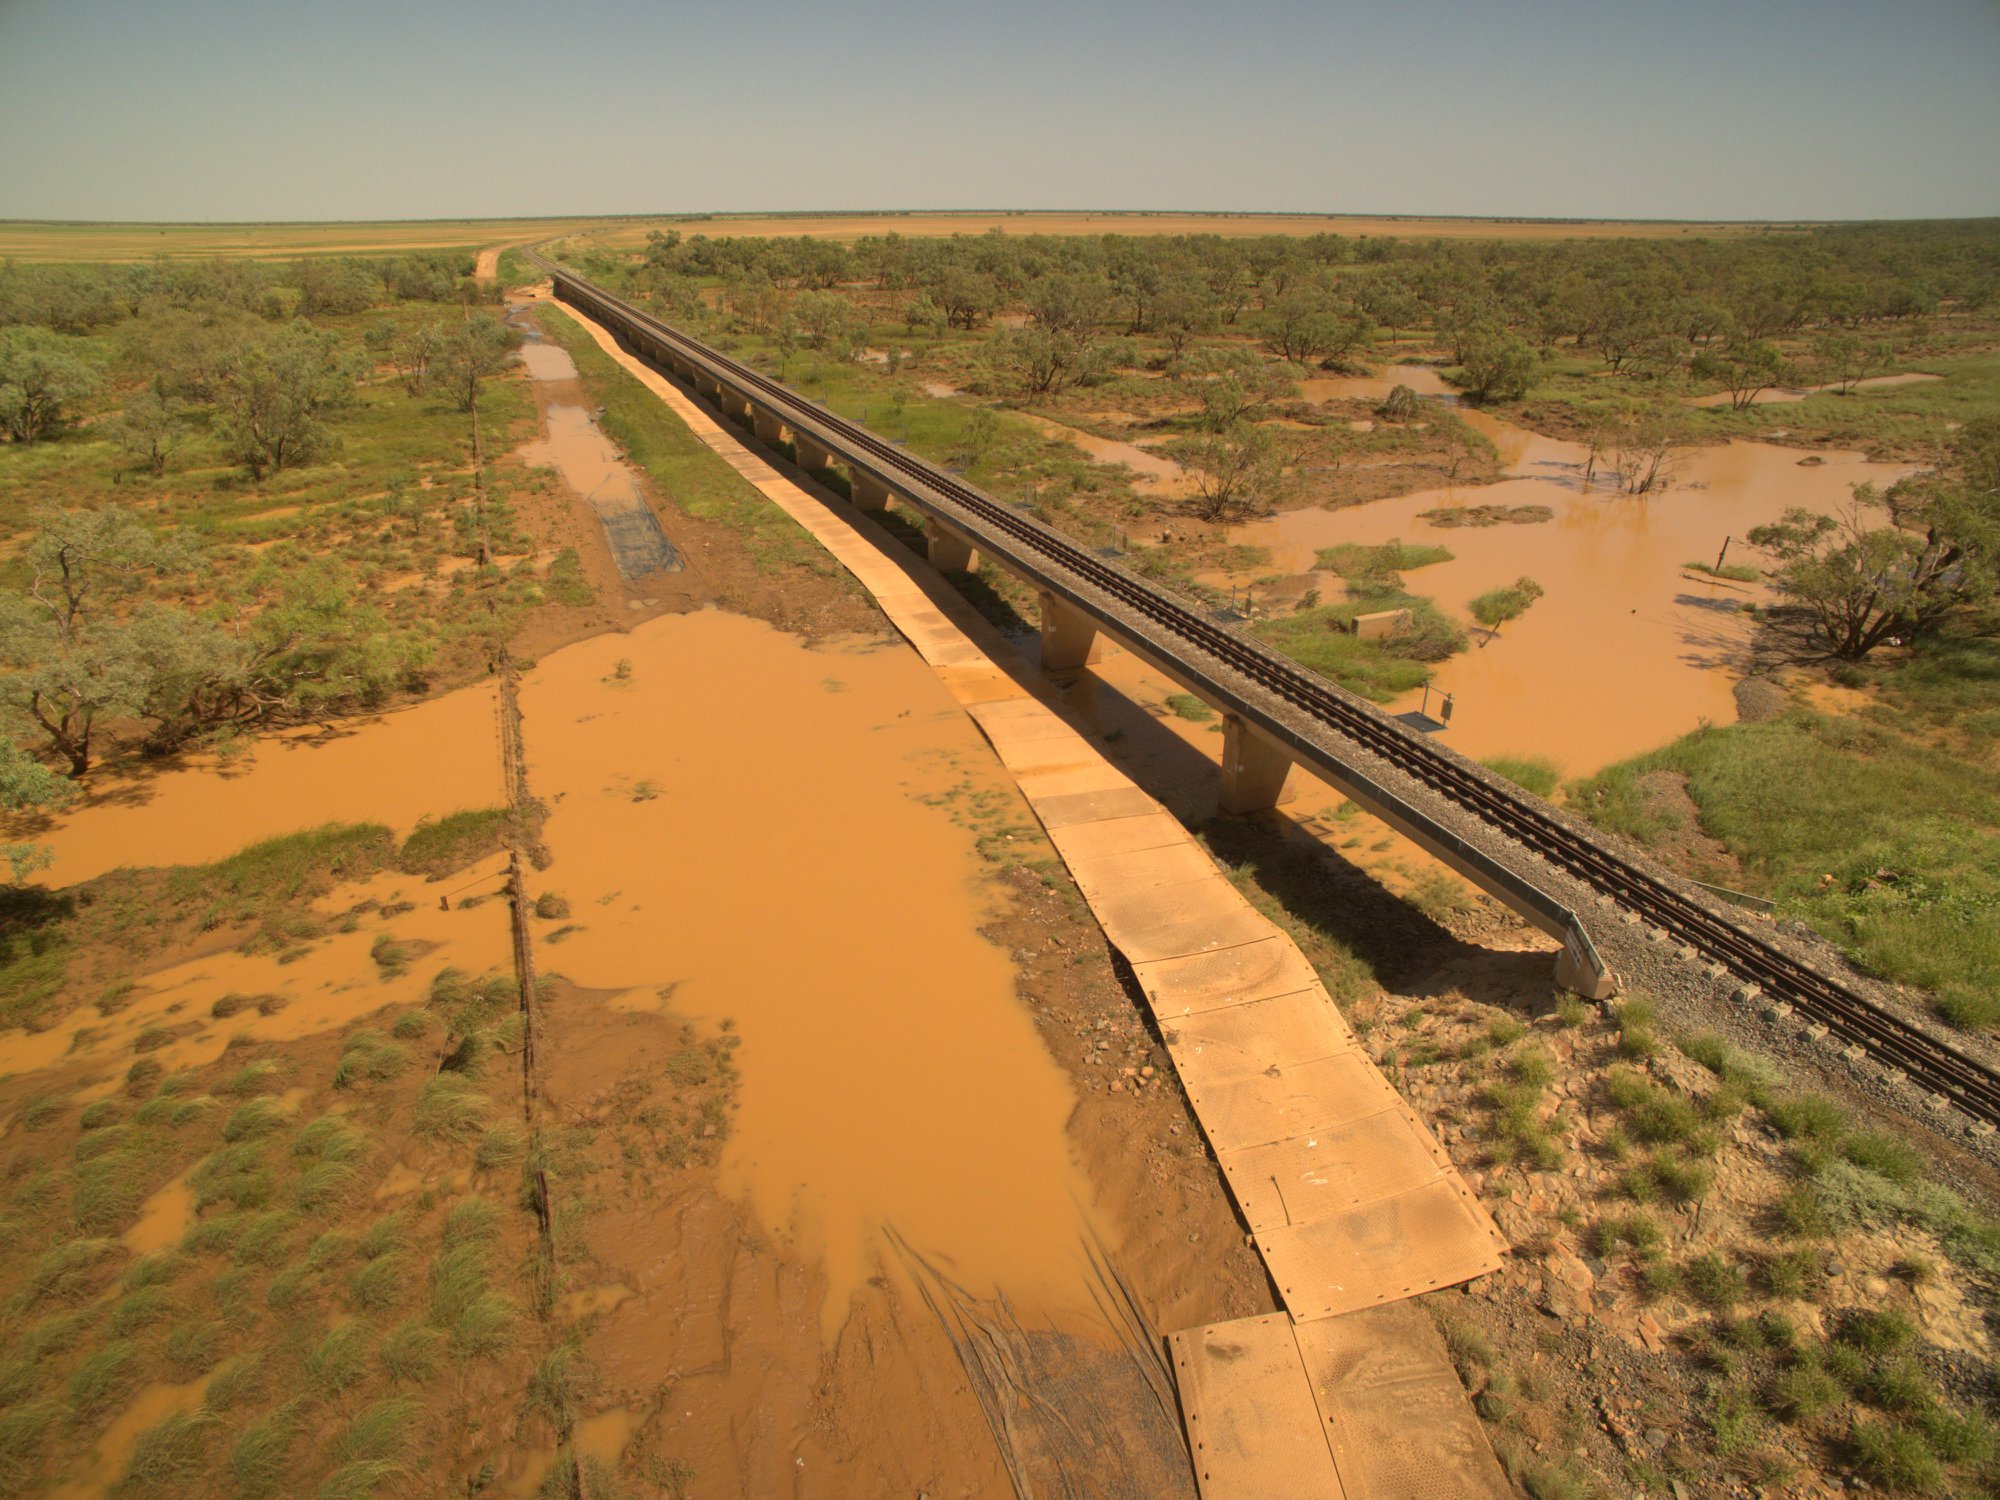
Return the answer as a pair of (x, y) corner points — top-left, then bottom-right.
(1, 255), (519, 479)
(0, 253), (528, 793)
(584, 221), (1997, 406)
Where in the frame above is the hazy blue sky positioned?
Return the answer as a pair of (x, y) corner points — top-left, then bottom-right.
(5, 0), (1997, 222)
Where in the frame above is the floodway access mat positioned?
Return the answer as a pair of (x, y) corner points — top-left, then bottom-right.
(550, 294), (1512, 1498)
(1171, 1307), (1512, 1499)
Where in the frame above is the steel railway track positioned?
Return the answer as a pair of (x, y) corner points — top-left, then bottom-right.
(530, 252), (2000, 1130)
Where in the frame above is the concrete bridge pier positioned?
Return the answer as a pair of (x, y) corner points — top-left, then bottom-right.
(1220, 714), (1295, 814)
(1038, 591), (1108, 670)
(751, 408), (785, 446)
(717, 390), (750, 422)
(927, 522), (979, 575)
(850, 473), (894, 513)
(795, 435), (834, 474)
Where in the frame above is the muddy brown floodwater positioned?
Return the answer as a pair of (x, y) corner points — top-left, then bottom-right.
(1023, 413), (1193, 497)
(26, 686), (504, 887)
(1297, 363), (1457, 405)
(1686, 370), (1942, 408)
(513, 323), (680, 579)
(1237, 405), (1913, 773)
(519, 609), (1112, 1340)
(0, 863), (512, 1089)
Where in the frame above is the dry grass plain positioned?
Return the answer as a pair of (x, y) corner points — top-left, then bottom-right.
(0, 217), (625, 262)
(0, 209), (1789, 263)
(588, 209), (1788, 244)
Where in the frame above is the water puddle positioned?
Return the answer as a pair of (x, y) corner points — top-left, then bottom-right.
(510, 1408), (641, 1498)
(26, 687), (505, 888)
(1026, 413), (1191, 496)
(1299, 364), (1456, 405)
(1236, 419), (1912, 773)
(0, 864), (511, 1083)
(518, 404), (681, 579)
(123, 1170), (196, 1255)
(518, 611), (1109, 1338)
(518, 339), (580, 382)
(1687, 370), (1941, 408)
(47, 1376), (209, 1500)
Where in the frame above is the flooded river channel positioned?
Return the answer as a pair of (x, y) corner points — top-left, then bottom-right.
(518, 609), (1109, 1338)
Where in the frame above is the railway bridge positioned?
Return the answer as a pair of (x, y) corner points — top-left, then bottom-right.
(534, 251), (1614, 996)
(528, 250), (2000, 1131)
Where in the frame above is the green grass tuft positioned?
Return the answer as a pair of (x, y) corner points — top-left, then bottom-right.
(68, 1340), (141, 1420)
(332, 1031), (408, 1090)
(413, 1074), (488, 1141)
(304, 1321), (373, 1396)
(228, 1402), (298, 1500)
(222, 1098), (286, 1142)
(395, 810), (511, 876)
(379, 1320), (446, 1384)
(117, 1410), (216, 1496)
(1481, 756), (1562, 799)
(1850, 1417), (1944, 1494)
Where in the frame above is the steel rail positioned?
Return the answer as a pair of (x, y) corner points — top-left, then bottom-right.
(529, 251), (2000, 1129)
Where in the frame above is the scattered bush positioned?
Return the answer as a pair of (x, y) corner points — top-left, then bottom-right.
(349, 1251), (414, 1314)
(389, 1009), (434, 1040)
(1768, 1093), (1850, 1143)
(68, 1340), (140, 1419)
(229, 1402), (297, 1500)
(475, 1120), (528, 1171)
(222, 1097), (286, 1142)
(380, 1321), (446, 1384)
(21, 1237), (122, 1306)
(294, 1115), (368, 1165)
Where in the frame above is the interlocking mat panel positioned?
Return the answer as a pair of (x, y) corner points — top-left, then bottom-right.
(1171, 1307), (1511, 1500)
